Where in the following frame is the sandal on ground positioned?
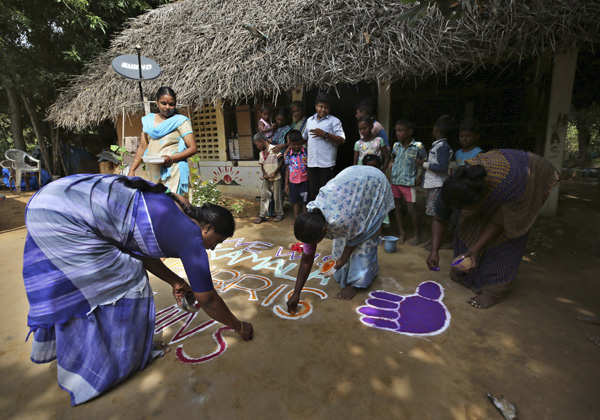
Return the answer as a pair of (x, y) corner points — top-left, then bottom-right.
(468, 293), (499, 309)
(253, 217), (267, 224)
(272, 216), (284, 222)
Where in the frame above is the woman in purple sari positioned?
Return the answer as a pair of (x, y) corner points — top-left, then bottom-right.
(23, 175), (253, 405)
(427, 150), (559, 308)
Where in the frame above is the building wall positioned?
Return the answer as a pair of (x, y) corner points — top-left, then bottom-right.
(116, 111), (144, 147)
(115, 103), (231, 183)
(115, 111), (151, 179)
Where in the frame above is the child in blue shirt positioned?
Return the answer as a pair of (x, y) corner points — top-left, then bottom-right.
(455, 118), (483, 166)
(423, 115), (454, 218)
(389, 119), (426, 244)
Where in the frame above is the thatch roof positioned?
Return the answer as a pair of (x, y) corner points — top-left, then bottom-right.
(49, 0), (600, 129)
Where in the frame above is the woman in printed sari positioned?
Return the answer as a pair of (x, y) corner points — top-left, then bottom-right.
(427, 149), (559, 308)
(287, 165), (394, 309)
(23, 174), (253, 405)
(128, 86), (196, 194)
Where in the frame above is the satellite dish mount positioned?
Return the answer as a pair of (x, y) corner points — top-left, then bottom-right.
(112, 46), (161, 112)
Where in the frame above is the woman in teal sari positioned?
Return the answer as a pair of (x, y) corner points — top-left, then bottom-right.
(287, 165), (394, 308)
(128, 87), (197, 194)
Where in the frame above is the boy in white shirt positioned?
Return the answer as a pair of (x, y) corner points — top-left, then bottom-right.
(302, 94), (346, 200)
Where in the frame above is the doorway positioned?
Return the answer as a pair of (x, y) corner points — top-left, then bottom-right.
(304, 82), (378, 173)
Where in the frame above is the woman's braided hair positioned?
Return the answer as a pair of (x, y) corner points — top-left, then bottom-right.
(294, 208), (326, 244)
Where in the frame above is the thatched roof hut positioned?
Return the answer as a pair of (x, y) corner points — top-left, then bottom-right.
(49, 0), (600, 129)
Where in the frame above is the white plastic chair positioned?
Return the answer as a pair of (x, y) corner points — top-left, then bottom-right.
(4, 149), (41, 193)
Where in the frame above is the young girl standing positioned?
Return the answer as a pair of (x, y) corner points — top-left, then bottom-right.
(128, 86), (197, 194)
(353, 117), (389, 167)
(257, 105), (274, 142)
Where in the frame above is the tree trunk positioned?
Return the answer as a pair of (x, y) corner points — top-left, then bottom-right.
(21, 94), (51, 173)
(1, 75), (25, 150)
(51, 127), (68, 176)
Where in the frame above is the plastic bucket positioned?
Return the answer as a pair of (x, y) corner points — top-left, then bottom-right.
(382, 236), (400, 253)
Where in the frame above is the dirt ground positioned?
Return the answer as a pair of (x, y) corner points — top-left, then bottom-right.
(0, 190), (34, 232)
(1, 181), (600, 419)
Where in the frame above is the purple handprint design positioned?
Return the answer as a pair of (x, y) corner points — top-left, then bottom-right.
(356, 281), (451, 336)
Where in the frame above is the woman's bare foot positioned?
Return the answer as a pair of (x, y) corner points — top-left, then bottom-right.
(337, 286), (358, 300)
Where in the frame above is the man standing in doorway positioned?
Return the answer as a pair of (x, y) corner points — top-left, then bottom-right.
(303, 93), (346, 200)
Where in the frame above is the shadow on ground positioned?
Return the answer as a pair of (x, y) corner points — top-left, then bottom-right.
(1, 181), (600, 419)
(0, 191), (33, 232)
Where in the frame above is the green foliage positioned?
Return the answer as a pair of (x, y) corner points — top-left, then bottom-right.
(226, 199), (246, 217)
(1, 0), (168, 86)
(0, 113), (36, 156)
(188, 156), (246, 216)
(0, 0), (169, 150)
(566, 122), (578, 154)
(109, 144), (129, 169)
(191, 180), (223, 207)
(0, 114), (13, 156)
(189, 154), (223, 205)
(567, 103), (600, 164)
(188, 154), (201, 179)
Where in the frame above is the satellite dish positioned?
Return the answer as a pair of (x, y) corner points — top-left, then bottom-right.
(112, 54), (161, 80)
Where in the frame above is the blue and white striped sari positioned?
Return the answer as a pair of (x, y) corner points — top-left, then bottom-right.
(307, 166), (394, 289)
(24, 174), (163, 405)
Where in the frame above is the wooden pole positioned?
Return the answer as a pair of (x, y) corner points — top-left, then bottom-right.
(377, 80), (392, 137)
(135, 45), (145, 113)
(541, 49), (578, 216)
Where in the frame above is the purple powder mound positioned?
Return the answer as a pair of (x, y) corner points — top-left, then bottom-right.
(370, 291), (403, 302)
(395, 296), (446, 334)
(417, 281), (442, 300)
(356, 281), (450, 336)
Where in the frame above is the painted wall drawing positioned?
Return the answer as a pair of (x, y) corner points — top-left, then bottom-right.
(212, 166), (243, 185)
(356, 281), (451, 336)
